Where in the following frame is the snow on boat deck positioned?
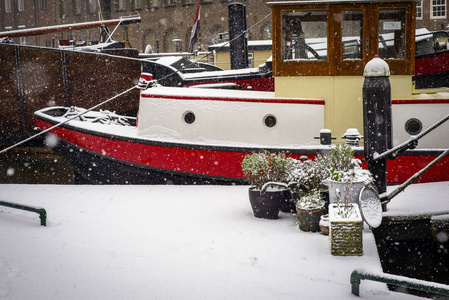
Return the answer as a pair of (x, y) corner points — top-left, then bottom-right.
(1, 182), (447, 299)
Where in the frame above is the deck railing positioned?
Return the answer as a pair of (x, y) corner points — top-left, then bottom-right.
(351, 268), (449, 297)
(0, 200), (47, 226)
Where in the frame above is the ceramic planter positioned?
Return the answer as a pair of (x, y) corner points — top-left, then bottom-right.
(325, 180), (366, 204)
(329, 203), (363, 256)
(319, 214), (329, 235)
(248, 188), (287, 219)
(296, 206), (325, 232)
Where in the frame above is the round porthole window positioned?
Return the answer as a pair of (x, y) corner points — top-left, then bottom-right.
(183, 111), (195, 124)
(405, 118), (422, 135)
(264, 114), (277, 128)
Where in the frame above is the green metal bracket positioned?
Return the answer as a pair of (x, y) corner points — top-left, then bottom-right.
(351, 268), (449, 297)
(0, 200), (47, 226)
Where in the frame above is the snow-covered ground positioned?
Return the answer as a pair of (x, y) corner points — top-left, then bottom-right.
(1, 182), (447, 299)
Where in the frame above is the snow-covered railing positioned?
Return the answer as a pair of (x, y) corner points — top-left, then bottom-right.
(351, 268), (449, 297)
(0, 200), (47, 226)
(380, 147), (449, 204)
(372, 113), (449, 161)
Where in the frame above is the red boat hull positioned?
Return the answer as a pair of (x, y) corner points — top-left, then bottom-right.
(35, 117), (449, 185)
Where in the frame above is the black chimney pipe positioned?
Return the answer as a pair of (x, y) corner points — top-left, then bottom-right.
(228, 3), (248, 70)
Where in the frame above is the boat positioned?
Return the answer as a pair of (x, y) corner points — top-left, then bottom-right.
(34, 0), (449, 185)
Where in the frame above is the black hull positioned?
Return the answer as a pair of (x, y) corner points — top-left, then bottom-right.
(52, 138), (246, 185)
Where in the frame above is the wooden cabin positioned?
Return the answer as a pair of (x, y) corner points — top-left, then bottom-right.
(268, 0), (418, 140)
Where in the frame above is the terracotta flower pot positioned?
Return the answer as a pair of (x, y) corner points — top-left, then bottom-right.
(296, 206), (325, 232)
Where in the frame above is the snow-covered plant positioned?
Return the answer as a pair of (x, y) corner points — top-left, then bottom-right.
(289, 156), (329, 194)
(323, 144), (357, 173)
(324, 144), (373, 185)
(296, 189), (324, 210)
(241, 151), (296, 190)
(323, 144), (374, 216)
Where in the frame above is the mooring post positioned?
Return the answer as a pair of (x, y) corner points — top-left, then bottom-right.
(362, 55), (391, 211)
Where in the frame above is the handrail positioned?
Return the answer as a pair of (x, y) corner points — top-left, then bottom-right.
(351, 268), (449, 297)
(372, 113), (449, 161)
(0, 200), (47, 226)
(380, 147), (449, 203)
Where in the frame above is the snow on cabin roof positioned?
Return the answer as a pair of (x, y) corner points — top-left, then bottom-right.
(267, 0), (419, 6)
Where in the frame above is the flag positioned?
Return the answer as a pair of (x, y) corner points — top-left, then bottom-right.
(188, 1), (200, 53)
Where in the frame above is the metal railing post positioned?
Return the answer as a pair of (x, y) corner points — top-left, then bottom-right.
(0, 200), (47, 226)
(351, 268), (449, 297)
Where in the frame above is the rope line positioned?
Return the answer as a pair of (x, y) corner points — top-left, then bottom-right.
(0, 85), (137, 154)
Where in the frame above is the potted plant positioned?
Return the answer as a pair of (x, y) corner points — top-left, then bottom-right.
(295, 189), (325, 232)
(322, 144), (373, 205)
(289, 155), (330, 212)
(320, 145), (372, 255)
(241, 152), (295, 219)
(329, 202), (363, 256)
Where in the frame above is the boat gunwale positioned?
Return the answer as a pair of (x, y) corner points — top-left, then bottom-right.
(34, 107), (448, 157)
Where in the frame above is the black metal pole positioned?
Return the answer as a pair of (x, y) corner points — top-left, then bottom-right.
(228, 3), (248, 70)
(362, 55), (391, 211)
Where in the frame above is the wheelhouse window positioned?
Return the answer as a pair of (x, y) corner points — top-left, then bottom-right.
(271, 2), (413, 76)
(378, 8), (406, 60)
(342, 10), (364, 60)
(282, 10), (327, 61)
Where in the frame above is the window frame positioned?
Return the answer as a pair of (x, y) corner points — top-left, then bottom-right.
(5, 0), (11, 13)
(273, 4), (334, 76)
(271, 2), (414, 77)
(18, 0), (24, 11)
(431, 0), (446, 19)
(148, 0), (160, 8)
(416, 0), (423, 19)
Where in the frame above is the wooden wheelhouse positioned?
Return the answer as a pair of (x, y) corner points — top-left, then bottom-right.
(268, 0), (417, 140)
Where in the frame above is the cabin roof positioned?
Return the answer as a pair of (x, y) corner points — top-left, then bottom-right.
(267, 0), (418, 6)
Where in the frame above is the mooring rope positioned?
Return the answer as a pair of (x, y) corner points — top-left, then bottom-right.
(1, 13), (273, 154)
(0, 85), (138, 155)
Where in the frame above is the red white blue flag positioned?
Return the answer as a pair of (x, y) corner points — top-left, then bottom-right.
(188, 1), (200, 53)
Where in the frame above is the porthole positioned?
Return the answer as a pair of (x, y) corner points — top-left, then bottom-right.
(264, 114), (277, 128)
(183, 111), (195, 124)
(405, 118), (422, 135)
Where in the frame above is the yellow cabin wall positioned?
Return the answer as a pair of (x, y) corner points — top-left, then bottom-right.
(252, 49), (272, 67)
(213, 49), (272, 70)
(274, 75), (414, 142)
